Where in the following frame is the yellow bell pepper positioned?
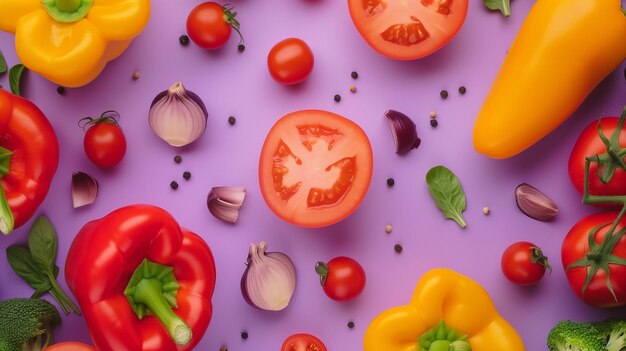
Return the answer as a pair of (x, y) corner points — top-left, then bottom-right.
(0, 0), (150, 88)
(473, 0), (626, 159)
(364, 268), (524, 351)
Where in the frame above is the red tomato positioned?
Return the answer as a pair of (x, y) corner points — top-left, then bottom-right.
(317, 256), (366, 302)
(83, 114), (126, 168)
(187, 2), (241, 50)
(281, 333), (327, 351)
(501, 242), (550, 286)
(259, 110), (372, 228)
(568, 117), (626, 205)
(562, 211), (626, 308)
(267, 38), (314, 85)
(45, 342), (96, 351)
(347, 0), (468, 60)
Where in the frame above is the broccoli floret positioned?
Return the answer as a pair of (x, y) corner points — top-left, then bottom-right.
(547, 320), (607, 351)
(594, 319), (626, 351)
(0, 298), (61, 351)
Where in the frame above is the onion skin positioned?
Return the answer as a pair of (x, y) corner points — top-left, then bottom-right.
(149, 82), (208, 147)
(515, 183), (558, 221)
(384, 110), (421, 154)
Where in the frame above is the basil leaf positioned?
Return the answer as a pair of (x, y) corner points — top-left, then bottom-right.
(0, 51), (6, 74)
(426, 165), (468, 229)
(9, 64), (26, 96)
(28, 215), (58, 274)
(6, 245), (52, 293)
(484, 0), (511, 17)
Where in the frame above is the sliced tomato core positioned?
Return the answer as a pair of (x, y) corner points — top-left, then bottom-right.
(437, 0), (453, 15)
(363, 0), (387, 17)
(308, 157), (355, 207)
(381, 18), (430, 46)
(272, 140), (302, 202)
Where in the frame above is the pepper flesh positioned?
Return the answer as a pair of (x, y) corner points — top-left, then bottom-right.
(0, 89), (59, 234)
(364, 268), (524, 351)
(65, 205), (216, 351)
(0, 0), (150, 87)
(473, 0), (626, 159)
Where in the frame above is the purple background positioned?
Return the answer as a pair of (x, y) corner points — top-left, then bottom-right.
(1, 0), (625, 350)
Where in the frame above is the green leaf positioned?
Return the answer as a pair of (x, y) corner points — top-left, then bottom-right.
(426, 166), (468, 229)
(9, 64), (26, 96)
(28, 215), (58, 274)
(484, 0), (511, 17)
(6, 245), (52, 293)
(0, 51), (6, 74)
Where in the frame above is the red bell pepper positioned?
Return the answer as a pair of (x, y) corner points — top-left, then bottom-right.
(65, 205), (216, 351)
(0, 89), (59, 234)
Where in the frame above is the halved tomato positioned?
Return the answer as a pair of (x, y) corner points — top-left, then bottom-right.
(348, 0), (468, 60)
(259, 110), (373, 228)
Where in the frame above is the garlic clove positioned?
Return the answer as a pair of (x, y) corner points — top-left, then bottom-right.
(515, 183), (558, 221)
(72, 171), (99, 208)
(207, 187), (246, 223)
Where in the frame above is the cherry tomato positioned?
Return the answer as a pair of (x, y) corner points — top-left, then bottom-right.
(281, 333), (327, 351)
(501, 242), (550, 286)
(186, 2), (242, 50)
(316, 256), (366, 301)
(82, 112), (126, 168)
(562, 211), (626, 308)
(267, 38), (314, 85)
(259, 110), (372, 228)
(348, 0), (468, 60)
(568, 116), (626, 206)
(45, 342), (96, 351)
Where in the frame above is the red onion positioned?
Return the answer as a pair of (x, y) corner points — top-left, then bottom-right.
(384, 109), (421, 154)
(515, 183), (558, 221)
(207, 187), (246, 223)
(71, 172), (98, 208)
(241, 242), (296, 311)
(149, 82), (208, 147)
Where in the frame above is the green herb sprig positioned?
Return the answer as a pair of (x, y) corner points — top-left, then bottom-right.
(484, 0), (511, 17)
(426, 165), (468, 229)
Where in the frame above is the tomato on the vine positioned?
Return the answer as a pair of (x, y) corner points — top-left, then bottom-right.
(267, 38), (314, 85)
(81, 111), (126, 168)
(562, 211), (626, 308)
(316, 256), (366, 302)
(501, 242), (551, 286)
(568, 116), (626, 205)
(281, 333), (327, 351)
(186, 2), (243, 50)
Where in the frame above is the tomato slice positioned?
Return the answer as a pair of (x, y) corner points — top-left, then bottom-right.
(348, 0), (468, 60)
(259, 110), (373, 228)
(281, 333), (328, 351)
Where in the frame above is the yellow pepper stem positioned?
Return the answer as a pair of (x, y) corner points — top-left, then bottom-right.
(41, 0), (93, 23)
(56, 0), (80, 12)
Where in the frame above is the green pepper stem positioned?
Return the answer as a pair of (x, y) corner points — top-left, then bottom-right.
(132, 279), (191, 346)
(55, 0), (81, 12)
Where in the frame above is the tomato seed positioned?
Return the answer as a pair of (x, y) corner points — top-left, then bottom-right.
(430, 119), (438, 128)
(56, 87), (66, 95)
(334, 94), (342, 102)
(394, 244), (403, 253)
(386, 178), (395, 187)
(440, 90), (448, 99)
(174, 155), (182, 164)
(170, 181), (179, 190)
(351, 71), (359, 79)
(179, 35), (190, 46)
(240, 331), (248, 340)
(228, 116), (236, 125)
(348, 321), (355, 329)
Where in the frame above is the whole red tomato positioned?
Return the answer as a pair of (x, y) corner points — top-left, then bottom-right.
(281, 333), (327, 351)
(562, 211), (626, 307)
(501, 242), (550, 286)
(568, 116), (626, 206)
(81, 112), (126, 168)
(45, 342), (96, 351)
(267, 38), (314, 85)
(316, 256), (366, 302)
(186, 2), (243, 50)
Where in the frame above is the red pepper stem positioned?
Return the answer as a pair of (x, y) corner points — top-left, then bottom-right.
(132, 279), (192, 345)
(0, 146), (14, 235)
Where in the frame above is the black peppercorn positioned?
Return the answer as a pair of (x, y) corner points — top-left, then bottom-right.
(430, 119), (438, 128)
(56, 86), (66, 95)
(351, 71), (358, 79)
(238, 44), (245, 52)
(458, 86), (467, 95)
(240, 331), (248, 340)
(174, 155), (182, 164)
(183, 171), (191, 180)
(440, 90), (448, 99)
(228, 116), (236, 125)
(220, 347), (228, 351)
(394, 244), (403, 253)
(179, 35), (190, 46)
(334, 94), (341, 102)
(348, 321), (355, 329)
(386, 178), (395, 187)
(170, 181), (179, 190)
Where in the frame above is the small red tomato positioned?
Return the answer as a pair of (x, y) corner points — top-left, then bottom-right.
(45, 342), (96, 351)
(281, 333), (327, 351)
(81, 112), (126, 168)
(186, 2), (243, 50)
(316, 256), (366, 301)
(501, 241), (551, 286)
(267, 38), (314, 85)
